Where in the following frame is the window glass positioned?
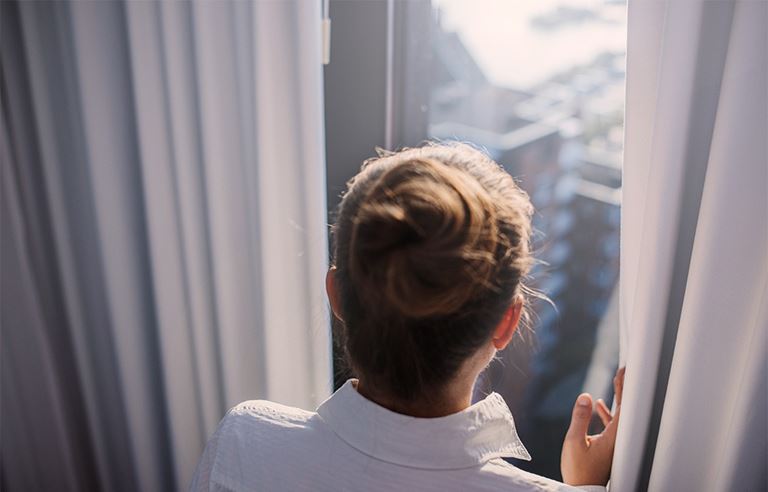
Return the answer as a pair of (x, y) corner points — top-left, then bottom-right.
(429, 0), (625, 480)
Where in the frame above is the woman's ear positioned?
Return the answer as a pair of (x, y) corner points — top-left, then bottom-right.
(492, 297), (523, 350)
(326, 267), (344, 321)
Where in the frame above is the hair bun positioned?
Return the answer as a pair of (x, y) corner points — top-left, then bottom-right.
(349, 158), (499, 319)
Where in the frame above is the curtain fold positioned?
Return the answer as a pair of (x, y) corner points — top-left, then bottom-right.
(647, 1), (767, 489)
(615, 0), (767, 490)
(1, 1), (331, 490)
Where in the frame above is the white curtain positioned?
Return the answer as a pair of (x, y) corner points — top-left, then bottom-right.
(1, 1), (331, 491)
(614, 0), (767, 490)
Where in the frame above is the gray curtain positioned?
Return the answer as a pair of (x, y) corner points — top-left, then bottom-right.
(2, 3), (156, 489)
(1, 1), (332, 490)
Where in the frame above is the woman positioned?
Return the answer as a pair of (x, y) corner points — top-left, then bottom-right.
(191, 143), (624, 491)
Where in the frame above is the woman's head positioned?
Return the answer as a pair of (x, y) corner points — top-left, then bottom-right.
(329, 142), (535, 402)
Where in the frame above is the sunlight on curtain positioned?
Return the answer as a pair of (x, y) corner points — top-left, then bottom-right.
(615, 0), (767, 489)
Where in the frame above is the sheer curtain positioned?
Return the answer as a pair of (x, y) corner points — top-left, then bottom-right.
(614, 0), (767, 490)
(1, 1), (331, 491)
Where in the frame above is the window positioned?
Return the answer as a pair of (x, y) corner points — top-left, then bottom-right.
(429, 1), (625, 479)
(324, 0), (626, 480)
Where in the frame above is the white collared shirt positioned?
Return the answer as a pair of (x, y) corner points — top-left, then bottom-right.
(190, 380), (606, 491)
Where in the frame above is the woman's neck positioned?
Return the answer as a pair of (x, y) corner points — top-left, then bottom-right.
(353, 346), (493, 418)
(355, 377), (475, 418)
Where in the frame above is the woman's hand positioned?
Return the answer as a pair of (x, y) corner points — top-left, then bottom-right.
(561, 367), (625, 487)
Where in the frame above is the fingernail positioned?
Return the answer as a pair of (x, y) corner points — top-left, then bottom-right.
(577, 395), (591, 407)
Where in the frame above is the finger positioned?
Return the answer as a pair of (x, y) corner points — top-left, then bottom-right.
(599, 405), (619, 441)
(603, 374), (625, 440)
(565, 393), (593, 448)
(614, 367), (626, 406)
(595, 399), (612, 427)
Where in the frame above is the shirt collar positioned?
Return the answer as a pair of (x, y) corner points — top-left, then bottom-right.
(316, 379), (531, 470)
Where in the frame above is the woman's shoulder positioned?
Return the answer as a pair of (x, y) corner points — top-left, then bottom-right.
(228, 399), (315, 420)
(480, 460), (605, 492)
(190, 400), (324, 491)
(221, 399), (317, 433)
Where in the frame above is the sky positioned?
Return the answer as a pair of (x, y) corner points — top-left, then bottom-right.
(433, 0), (627, 89)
